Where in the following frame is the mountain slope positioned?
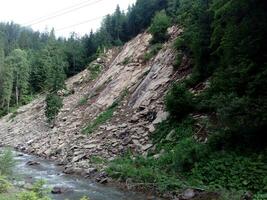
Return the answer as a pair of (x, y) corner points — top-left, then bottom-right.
(0, 26), (183, 175)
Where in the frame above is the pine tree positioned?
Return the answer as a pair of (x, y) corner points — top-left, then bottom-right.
(0, 33), (13, 112)
(5, 49), (30, 105)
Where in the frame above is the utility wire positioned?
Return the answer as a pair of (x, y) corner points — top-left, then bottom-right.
(55, 8), (128, 32)
(23, 0), (95, 25)
(55, 16), (104, 31)
(24, 0), (105, 27)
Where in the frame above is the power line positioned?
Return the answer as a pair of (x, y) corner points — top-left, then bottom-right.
(24, 0), (105, 27)
(55, 16), (104, 32)
(23, 0), (95, 25)
(55, 8), (128, 32)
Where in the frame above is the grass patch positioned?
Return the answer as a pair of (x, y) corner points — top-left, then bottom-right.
(121, 57), (131, 65)
(106, 154), (187, 192)
(143, 43), (163, 62)
(78, 96), (88, 106)
(82, 89), (128, 135)
(82, 102), (117, 134)
(0, 193), (17, 200)
(88, 64), (102, 80)
(89, 156), (106, 164)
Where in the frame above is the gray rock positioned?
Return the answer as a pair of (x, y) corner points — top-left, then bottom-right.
(106, 125), (117, 131)
(142, 143), (153, 151)
(130, 115), (139, 123)
(86, 168), (98, 176)
(152, 111), (169, 125)
(148, 124), (155, 133)
(118, 123), (128, 128)
(84, 144), (97, 149)
(26, 160), (40, 166)
(71, 154), (86, 163)
(182, 189), (196, 199)
(132, 139), (141, 147)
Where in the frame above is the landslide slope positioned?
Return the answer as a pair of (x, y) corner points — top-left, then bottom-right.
(0, 26), (184, 173)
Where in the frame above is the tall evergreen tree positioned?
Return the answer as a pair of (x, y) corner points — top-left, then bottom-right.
(5, 49), (29, 106)
(0, 32), (13, 112)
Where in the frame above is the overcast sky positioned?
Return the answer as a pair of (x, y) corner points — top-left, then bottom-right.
(0, 0), (136, 37)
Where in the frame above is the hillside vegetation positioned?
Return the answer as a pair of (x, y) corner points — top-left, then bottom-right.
(0, 0), (267, 199)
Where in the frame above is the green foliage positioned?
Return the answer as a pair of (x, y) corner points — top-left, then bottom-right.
(17, 191), (39, 200)
(80, 196), (90, 200)
(0, 193), (17, 200)
(0, 176), (11, 193)
(31, 180), (49, 199)
(149, 10), (171, 43)
(5, 49), (30, 105)
(78, 96), (88, 106)
(121, 57), (131, 65)
(107, 155), (185, 192)
(107, 118), (195, 192)
(171, 138), (207, 172)
(89, 156), (106, 165)
(253, 193), (267, 200)
(175, 0), (213, 79)
(45, 93), (63, 123)
(17, 180), (51, 200)
(88, 63), (102, 80)
(143, 43), (162, 62)
(219, 190), (244, 200)
(83, 103), (117, 134)
(0, 149), (15, 176)
(166, 84), (194, 119)
(191, 153), (267, 192)
(152, 118), (194, 150)
(9, 111), (18, 121)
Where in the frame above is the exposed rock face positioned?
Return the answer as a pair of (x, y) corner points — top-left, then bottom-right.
(0, 26), (185, 174)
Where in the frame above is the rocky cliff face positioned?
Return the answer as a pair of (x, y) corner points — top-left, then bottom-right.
(0, 26), (184, 175)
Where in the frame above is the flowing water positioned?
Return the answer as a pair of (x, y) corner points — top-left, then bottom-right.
(10, 151), (155, 200)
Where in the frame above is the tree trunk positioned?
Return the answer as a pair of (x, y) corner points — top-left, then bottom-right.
(16, 73), (19, 106)
(7, 100), (10, 113)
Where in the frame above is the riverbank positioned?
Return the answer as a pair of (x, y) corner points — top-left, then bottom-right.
(1, 148), (155, 200)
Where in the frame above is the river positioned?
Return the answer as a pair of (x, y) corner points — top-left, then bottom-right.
(10, 151), (155, 200)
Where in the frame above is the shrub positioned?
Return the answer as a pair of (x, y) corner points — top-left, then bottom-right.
(88, 64), (102, 80)
(18, 180), (51, 200)
(0, 176), (11, 193)
(191, 153), (267, 192)
(166, 84), (194, 119)
(83, 103), (117, 134)
(171, 138), (207, 172)
(78, 96), (88, 106)
(45, 93), (63, 123)
(31, 180), (49, 198)
(0, 149), (15, 176)
(107, 155), (185, 192)
(122, 57), (131, 65)
(149, 11), (171, 44)
(174, 37), (187, 51)
(152, 117), (194, 151)
(80, 197), (90, 200)
(18, 191), (39, 200)
(143, 43), (163, 62)
(253, 193), (267, 200)
(174, 52), (183, 69)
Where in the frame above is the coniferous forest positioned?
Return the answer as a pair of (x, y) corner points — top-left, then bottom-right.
(0, 0), (267, 199)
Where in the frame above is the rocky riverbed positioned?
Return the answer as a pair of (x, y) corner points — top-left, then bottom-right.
(11, 150), (155, 200)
